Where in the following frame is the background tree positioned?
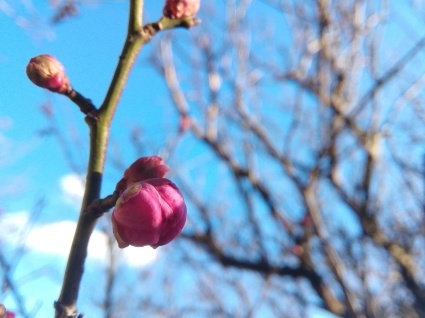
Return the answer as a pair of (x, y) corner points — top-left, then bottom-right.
(147, 1), (425, 317)
(2, 0), (425, 317)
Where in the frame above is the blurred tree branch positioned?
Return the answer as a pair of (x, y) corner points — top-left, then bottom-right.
(152, 1), (425, 317)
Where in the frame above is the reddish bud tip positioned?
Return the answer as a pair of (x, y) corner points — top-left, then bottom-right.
(163, 0), (200, 19)
(112, 179), (187, 249)
(178, 116), (191, 133)
(300, 215), (312, 227)
(26, 54), (70, 93)
(291, 245), (304, 257)
(115, 156), (169, 195)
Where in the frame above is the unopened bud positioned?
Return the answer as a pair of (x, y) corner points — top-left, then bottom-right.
(112, 178), (186, 249)
(115, 156), (169, 195)
(26, 54), (71, 93)
(163, 0), (200, 19)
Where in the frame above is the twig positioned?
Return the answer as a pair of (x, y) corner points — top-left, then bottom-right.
(64, 89), (99, 120)
(0, 251), (30, 318)
(54, 1), (201, 317)
(84, 191), (120, 218)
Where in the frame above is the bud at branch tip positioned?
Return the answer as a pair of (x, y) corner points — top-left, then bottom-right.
(163, 0), (200, 19)
(26, 54), (71, 94)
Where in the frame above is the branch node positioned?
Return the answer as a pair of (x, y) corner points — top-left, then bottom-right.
(143, 16), (201, 39)
(54, 301), (81, 318)
(84, 191), (120, 217)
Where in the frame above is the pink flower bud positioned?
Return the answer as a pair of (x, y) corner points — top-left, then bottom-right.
(0, 305), (15, 318)
(163, 0), (200, 19)
(26, 54), (71, 93)
(115, 156), (170, 195)
(112, 178), (186, 249)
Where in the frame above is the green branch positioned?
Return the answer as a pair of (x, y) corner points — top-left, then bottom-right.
(54, 1), (200, 316)
(54, 1), (145, 317)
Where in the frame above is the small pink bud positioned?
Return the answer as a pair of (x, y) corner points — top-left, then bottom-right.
(115, 156), (169, 195)
(112, 178), (187, 249)
(163, 0), (200, 19)
(0, 305), (15, 318)
(26, 54), (71, 93)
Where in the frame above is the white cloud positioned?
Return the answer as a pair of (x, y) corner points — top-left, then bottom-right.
(25, 221), (83, 257)
(60, 174), (85, 204)
(121, 246), (158, 267)
(0, 212), (158, 267)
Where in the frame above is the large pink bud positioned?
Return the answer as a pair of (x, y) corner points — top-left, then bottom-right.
(163, 0), (200, 19)
(115, 156), (169, 195)
(112, 178), (187, 249)
(26, 54), (70, 93)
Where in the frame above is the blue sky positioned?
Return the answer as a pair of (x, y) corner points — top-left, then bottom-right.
(0, 1), (307, 316)
(1, 0), (188, 214)
(0, 1), (175, 316)
(2, 0), (425, 317)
